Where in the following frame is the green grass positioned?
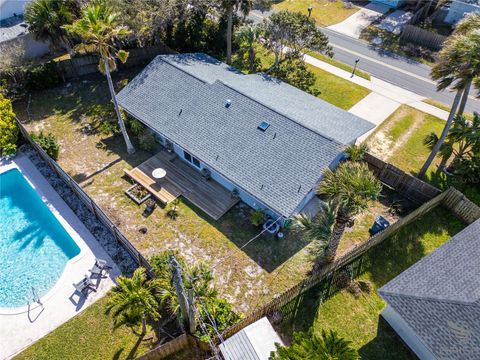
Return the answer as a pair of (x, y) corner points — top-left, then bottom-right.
(273, 0), (359, 27)
(422, 98), (475, 121)
(233, 45), (370, 110)
(281, 207), (465, 359)
(14, 297), (155, 360)
(366, 105), (445, 174)
(307, 51), (371, 81)
(307, 64), (370, 110)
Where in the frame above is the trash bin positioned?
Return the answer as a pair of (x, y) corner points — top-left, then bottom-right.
(369, 216), (390, 236)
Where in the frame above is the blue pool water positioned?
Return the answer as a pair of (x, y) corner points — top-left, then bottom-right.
(0, 169), (80, 308)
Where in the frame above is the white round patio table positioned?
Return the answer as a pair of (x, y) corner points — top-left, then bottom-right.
(152, 168), (167, 179)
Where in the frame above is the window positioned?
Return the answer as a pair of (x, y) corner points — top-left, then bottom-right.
(183, 150), (201, 169)
(192, 157), (201, 168)
(258, 121), (270, 132)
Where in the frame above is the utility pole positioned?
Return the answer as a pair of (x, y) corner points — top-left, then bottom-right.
(170, 255), (197, 334)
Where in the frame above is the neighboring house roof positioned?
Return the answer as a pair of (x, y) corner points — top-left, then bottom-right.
(219, 317), (284, 360)
(0, 15), (29, 43)
(117, 53), (373, 217)
(379, 219), (480, 360)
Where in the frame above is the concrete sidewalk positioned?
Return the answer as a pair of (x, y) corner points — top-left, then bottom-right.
(303, 53), (450, 128)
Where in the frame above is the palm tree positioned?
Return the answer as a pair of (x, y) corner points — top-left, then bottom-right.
(294, 202), (335, 253)
(271, 328), (359, 360)
(418, 19), (480, 178)
(150, 252), (217, 318)
(106, 268), (161, 336)
(317, 162), (382, 263)
(24, 0), (80, 53)
(424, 113), (480, 172)
(235, 24), (262, 73)
(220, 0), (271, 65)
(450, 13), (480, 116)
(64, 3), (135, 154)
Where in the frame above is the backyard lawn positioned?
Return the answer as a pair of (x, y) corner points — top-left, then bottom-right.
(15, 62), (374, 316)
(273, 0), (359, 27)
(280, 206), (465, 359)
(14, 297), (156, 360)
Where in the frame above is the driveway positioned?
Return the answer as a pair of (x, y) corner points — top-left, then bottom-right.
(328, 2), (390, 39)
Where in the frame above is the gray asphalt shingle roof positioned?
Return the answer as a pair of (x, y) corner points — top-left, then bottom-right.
(117, 53), (372, 217)
(379, 219), (480, 360)
(157, 53), (374, 145)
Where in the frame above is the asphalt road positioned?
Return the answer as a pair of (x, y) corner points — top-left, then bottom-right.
(248, 10), (480, 114)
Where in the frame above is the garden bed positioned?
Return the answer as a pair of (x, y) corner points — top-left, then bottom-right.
(125, 183), (151, 204)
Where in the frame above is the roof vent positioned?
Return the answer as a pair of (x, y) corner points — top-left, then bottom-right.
(225, 99), (232, 108)
(257, 121), (270, 132)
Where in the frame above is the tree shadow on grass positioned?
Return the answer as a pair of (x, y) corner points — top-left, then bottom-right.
(362, 207), (464, 288)
(359, 316), (416, 360)
(277, 284), (326, 343)
(184, 198), (317, 273)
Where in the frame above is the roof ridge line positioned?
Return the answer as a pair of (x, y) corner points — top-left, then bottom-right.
(213, 79), (340, 145)
(159, 53), (342, 146)
(156, 55), (209, 84)
(379, 289), (480, 307)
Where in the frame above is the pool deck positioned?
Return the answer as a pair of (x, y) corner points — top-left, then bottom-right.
(0, 154), (122, 360)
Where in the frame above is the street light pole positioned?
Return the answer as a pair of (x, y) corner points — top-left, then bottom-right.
(351, 58), (360, 78)
(308, 6), (313, 18)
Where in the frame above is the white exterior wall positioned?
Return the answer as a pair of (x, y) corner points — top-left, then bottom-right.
(444, 1), (480, 24)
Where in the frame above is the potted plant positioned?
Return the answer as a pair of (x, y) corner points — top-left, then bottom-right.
(249, 209), (265, 227)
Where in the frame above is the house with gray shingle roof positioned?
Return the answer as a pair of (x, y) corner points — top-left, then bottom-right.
(379, 219), (480, 360)
(116, 53), (374, 221)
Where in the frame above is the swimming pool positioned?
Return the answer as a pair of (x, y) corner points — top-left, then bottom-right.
(0, 168), (80, 308)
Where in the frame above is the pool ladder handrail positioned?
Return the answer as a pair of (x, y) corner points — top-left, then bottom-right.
(31, 287), (43, 306)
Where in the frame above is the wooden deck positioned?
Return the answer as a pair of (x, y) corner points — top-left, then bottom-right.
(125, 151), (239, 220)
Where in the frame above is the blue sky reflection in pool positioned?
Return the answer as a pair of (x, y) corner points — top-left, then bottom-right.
(0, 169), (80, 308)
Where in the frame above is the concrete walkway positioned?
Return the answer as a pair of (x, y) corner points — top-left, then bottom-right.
(328, 2), (390, 39)
(302, 53), (450, 139)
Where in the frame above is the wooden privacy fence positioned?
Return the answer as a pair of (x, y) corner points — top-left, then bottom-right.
(364, 152), (441, 204)
(135, 334), (193, 360)
(400, 24), (447, 51)
(17, 121), (152, 272)
(55, 45), (175, 80)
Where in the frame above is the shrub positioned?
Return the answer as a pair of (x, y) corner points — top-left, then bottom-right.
(31, 132), (60, 160)
(98, 120), (120, 135)
(271, 58), (318, 96)
(128, 118), (145, 137)
(344, 143), (368, 162)
(138, 130), (156, 152)
(2, 143), (17, 157)
(0, 94), (18, 155)
(250, 209), (265, 226)
(25, 62), (62, 91)
(167, 199), (180, 220)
